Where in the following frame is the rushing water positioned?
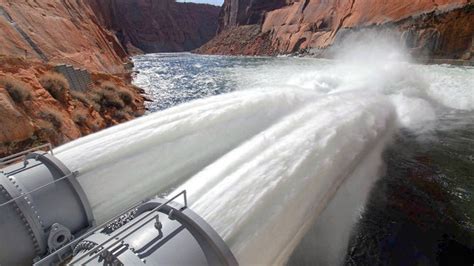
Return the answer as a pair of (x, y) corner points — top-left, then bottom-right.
(55, 52), (473, 265)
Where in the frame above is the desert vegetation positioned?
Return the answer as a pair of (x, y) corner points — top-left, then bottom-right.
(39, 109), (64, 129)
(0, 57), (145, 157)
(0, 76), (32, 103)
(94, 82), (126, 109)
(39, 72), (70, 104)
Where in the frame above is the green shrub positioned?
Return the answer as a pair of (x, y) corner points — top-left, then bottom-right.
(71, 91), (101, 112)
(0, 76), (32, 103)
(112, 110), (128, 121)
(95, 89), (124, 109)
(70, 90), (89, 105)
(39, 109), (63, 129)
(40, 72), (69, 104)
(118, 89), (133, 105)
(101, 81), (118, 91)
(72, 111), (87, 126)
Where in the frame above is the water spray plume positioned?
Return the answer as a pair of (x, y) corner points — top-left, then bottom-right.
(50, 31), (472, 265)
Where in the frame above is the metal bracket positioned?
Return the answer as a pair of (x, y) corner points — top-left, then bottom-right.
(47, 223), (73, 252)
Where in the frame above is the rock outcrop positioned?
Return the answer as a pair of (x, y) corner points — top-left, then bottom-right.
(0, 57), (145, 157)
(89, 0), (221, 53)
(198, 0), (474, 60)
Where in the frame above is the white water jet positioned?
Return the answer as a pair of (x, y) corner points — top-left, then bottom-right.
(49, 36), (473, 265)
(288, 125), (393, 265)
(174, 92), (396, 264)
(55, 88), (315, 222)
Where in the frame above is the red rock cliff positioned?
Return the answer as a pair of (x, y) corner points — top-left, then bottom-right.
(0, 57), (145, 157)
(89, 0), (221, 53)
(218, 0), (288, 32)
(198, 0), (474, 60)
(0, 0), (128, 73)
(0, 0), (146, 156)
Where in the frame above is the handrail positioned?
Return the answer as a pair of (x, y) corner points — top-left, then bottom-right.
(36, 190), (187, 265)
(0, 172), (77, 208)
(69, 190), (188, 265)
(33, 201), (145, 266)
(0, 143), (53, 168)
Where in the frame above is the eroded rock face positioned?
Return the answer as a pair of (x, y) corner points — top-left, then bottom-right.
(0, 0), (149, 156)
(0, 92), (34, 143)
(0, 57), (145, 157)
(89, 0), (221, 53)
(0, 0), (128, 73)
(218, 0), (288, 32)
(199, 0), (474, 59)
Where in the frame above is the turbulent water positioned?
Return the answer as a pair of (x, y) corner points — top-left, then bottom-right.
(55, 51), (473, 265)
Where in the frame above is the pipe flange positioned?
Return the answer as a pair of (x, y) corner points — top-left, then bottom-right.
(0, 184), (42, 255)
(26, 153), (95, 227)
(7, 175), (46, 228)
(0, 152), (95, 265)
(0, 175), (47, 254)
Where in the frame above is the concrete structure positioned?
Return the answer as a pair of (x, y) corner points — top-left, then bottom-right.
(54, 65), (92, 92)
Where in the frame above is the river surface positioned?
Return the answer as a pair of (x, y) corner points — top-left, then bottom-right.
(54, 52), (473, 265)
(131, 52), (473, 265)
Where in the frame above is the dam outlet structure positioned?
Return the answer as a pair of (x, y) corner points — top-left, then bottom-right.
(0, 87), (400, 265)
(0, 145), (237, 266)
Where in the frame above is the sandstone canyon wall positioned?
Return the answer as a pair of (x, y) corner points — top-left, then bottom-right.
(198, 0), (474, 60)
(89, 0), (221, 53)
(218, 0), (289, 31)
(0, 0), (129, 73)
(0, 0), (146, 156)
(0, 57), (145, 157)
(0, 0), (219, 156)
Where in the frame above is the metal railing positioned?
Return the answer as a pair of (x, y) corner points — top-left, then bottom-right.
(69, 190), (188, 265)
(0, 143), (53, 169)
(0, 172), (77, 208)
(35, 190), (188, 265)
